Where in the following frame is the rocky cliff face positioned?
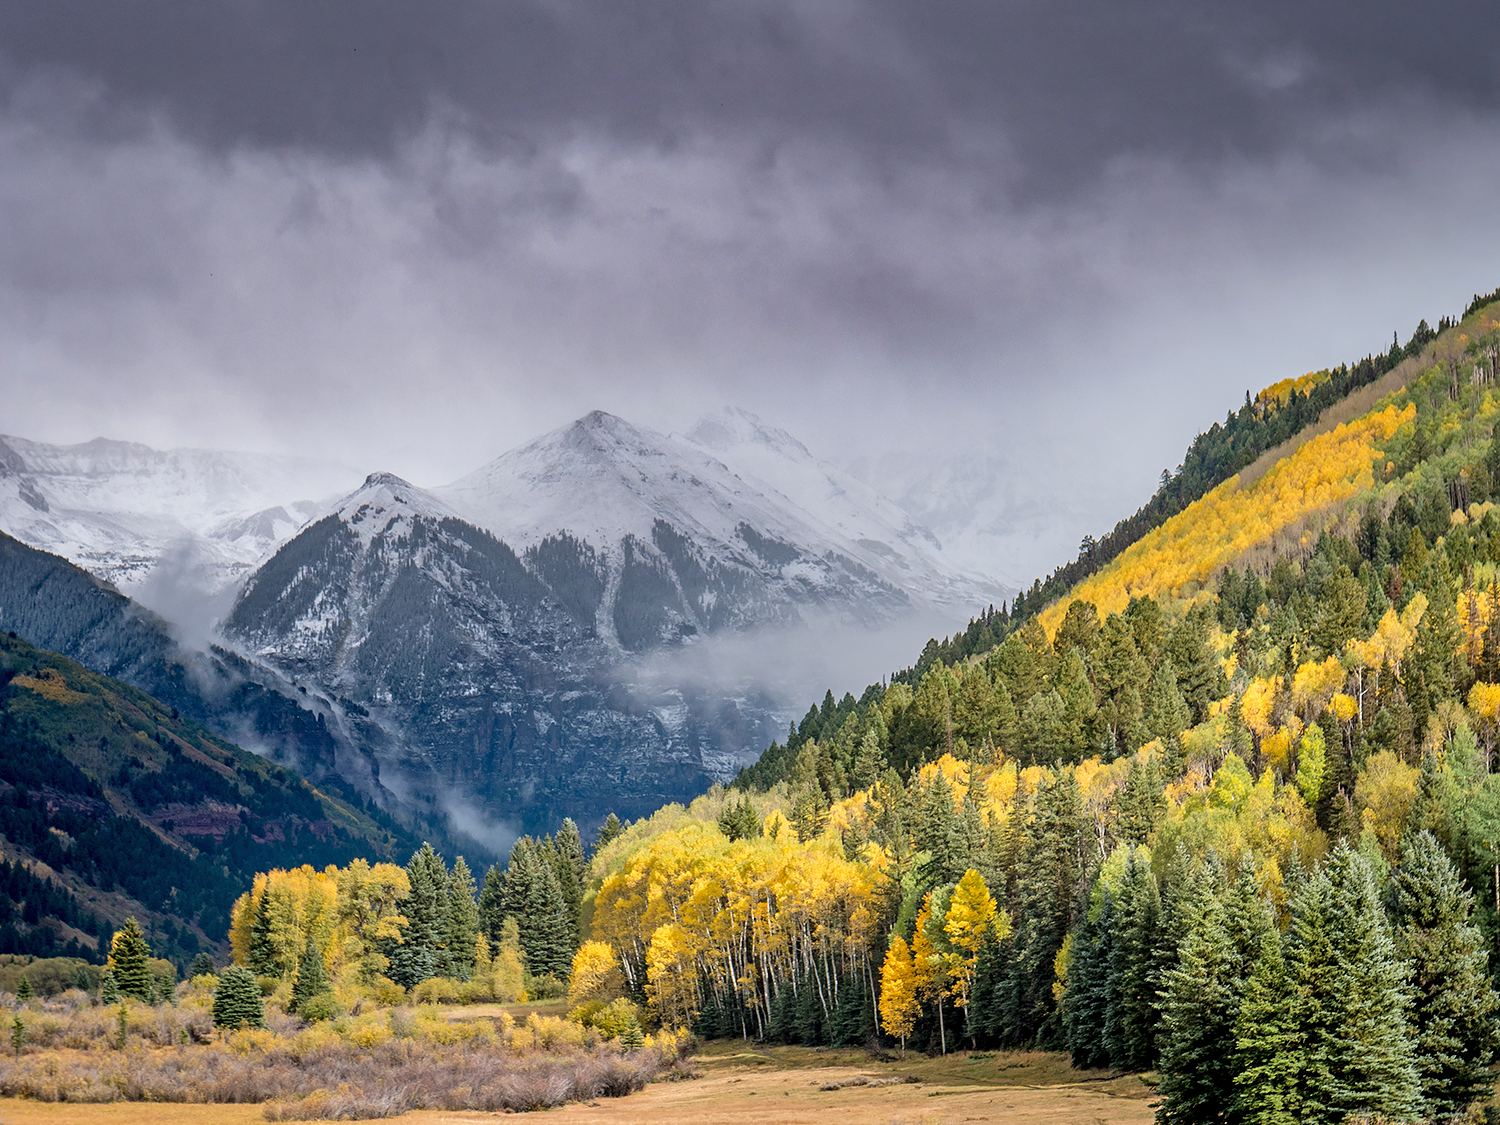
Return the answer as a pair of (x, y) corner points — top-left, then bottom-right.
(222, 472), (758, 836)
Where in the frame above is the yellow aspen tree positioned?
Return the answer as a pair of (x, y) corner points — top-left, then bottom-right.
(910, 896), (951, 1054)
(569, 940), (626, 1006)
(878, 934), (920, 1054)
(942, 870), (1005, 1022)
(1359, 751), (1421, 861)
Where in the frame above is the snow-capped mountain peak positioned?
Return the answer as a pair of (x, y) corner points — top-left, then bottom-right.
(333, 472), (457, 544)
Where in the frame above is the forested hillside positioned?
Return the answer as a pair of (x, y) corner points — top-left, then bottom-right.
(536, 290), (1500, 1120)
(0, 631), (414, 967)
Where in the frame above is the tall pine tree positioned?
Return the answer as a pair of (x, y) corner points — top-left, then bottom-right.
(108, 918), (153, 1002)
(1392, 830), (1500, 1119)
(387, 843), (448, 988)
(446, 856), (481, 981)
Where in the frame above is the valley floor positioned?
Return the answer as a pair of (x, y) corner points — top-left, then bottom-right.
(0, 1045), (1155, 1125)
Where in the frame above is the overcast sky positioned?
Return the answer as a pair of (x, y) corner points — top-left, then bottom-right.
(3, 1), (1499, 588)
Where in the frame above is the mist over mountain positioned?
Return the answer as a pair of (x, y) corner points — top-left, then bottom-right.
(0, 433), (359, 595)
(0, 407), (1004, 846)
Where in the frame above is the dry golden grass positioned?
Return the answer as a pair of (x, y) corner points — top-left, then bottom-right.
(0, 1046), (1154, 1125)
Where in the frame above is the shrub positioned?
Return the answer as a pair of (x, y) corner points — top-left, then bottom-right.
(525, 973), (567, 1000)
(569, 998), (644, 1041)
(298, 993), (338, 1023)
(369, 977), (405, 1007)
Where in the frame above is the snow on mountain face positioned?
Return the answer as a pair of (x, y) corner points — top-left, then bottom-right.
(0, 434), (358, 592)
(680, 407), (1004, 607)
(224, 470), (760, 834)
(437, 409), (1003, 652)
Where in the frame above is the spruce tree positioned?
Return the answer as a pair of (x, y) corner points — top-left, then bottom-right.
(189, 953), (217, 979)
(1144, 658), (1191, 744)
(1392, 830), (1500, 1118)
(1323, 843), (1419, 1120)
(248, 890), (277, 976)
(544, 829), (585, 955)
(107, 918), (154, 1002)
(1103, 848), (1159, 1071)
(211, 966), (265, 1030)
(1233, 928), (1300, 1125)
(15, 975), (31, 1002)
(595, 813), (624, 853)
(1156, 881), (1260, 1123)
(290, 941), (329, 1016)
(502, 838), (573, 978)
(478, 862), (506, 947)
(446, 856), (481, 981)
(99, 969), (119, 1004)
(1063, 893), (1112, 1069)
(388, 843), (447, 987)
(1273, 844), (1419, 1124)
(1004, 772), (1082, 1045)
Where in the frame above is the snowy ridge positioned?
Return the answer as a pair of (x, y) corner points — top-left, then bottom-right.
(0, 434), (358, 592)
(438, 408), (1003, 622)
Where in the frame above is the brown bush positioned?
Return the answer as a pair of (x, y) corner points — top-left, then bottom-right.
(0, 1035), (664, 1117)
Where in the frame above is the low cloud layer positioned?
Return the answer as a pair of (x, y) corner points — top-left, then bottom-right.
(2, 3), (1499, 586)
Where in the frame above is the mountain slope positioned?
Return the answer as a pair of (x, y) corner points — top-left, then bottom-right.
(0, 629), (414, 966)
(0, 530), (396, 808)
(223, 472), (745, 836)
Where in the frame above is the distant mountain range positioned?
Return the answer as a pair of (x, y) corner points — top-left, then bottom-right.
(0, 409), (1006, 845)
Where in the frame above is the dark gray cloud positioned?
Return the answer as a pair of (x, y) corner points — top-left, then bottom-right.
(4, 2), (1497, 190)
(1, 2), (1499, 584)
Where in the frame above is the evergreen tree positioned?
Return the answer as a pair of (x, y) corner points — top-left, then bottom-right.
(1144, 657), (1191, 743)
(107, 917), (153, 1002)
(478, 862), (506, 948)
(915, 772), (965, 886)
(211, 966), (265, 1030)
(717, 796), (761, 841)
(1114, 757), (1166, 845)
(1233, 928), (1300, 1125)
(189, 953), (217, 979)
(387, 843), (447, 987)
(1322, 843), (1420, 1120)
(15, 975), (31, 1002)
(1392, 830), (1500, 1119)
(502, 838), (573, 978)
(1168, 610), (1226, 723)
(446, 856), (481, 982)
(1055, 648), (1099, 761)
(553, 819), (588, 926)
(99, 969), (118, 1004)
(1155, 877), (1264, 1123)
(1103, 848), (1159, 1071)
(594, 813), (624, 853)
(850, 728), (885, 790)
(1063, 892), (1113, 1069)
(1272, 844), (1419, 1124)
(290, 940), (329, 1016)
(1001, 772), (1082, 1045)
(248, 889), (277, 976)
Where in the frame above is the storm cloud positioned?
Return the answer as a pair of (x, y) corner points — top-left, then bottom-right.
(2, 1), (1499, 583)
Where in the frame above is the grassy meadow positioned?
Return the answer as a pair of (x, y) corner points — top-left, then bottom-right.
(0, 1040), (1155, 1124)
